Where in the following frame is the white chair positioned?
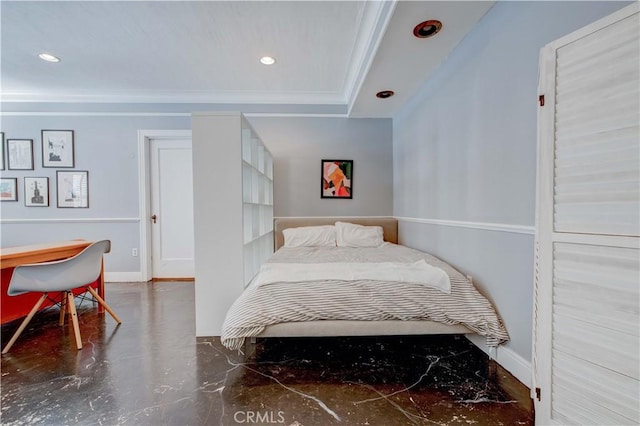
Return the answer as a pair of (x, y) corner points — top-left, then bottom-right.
(2, 240), (121, 354)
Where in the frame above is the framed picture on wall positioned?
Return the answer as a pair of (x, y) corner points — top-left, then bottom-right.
(24, 177), (49, 207)
(57, 170), (88, 208)
(0, 132), (4, 170)
(0, 178), (18, 201)
(7, 139), (34, 170)
(42, 129), (74, 168)
(321, 159), (353, 199)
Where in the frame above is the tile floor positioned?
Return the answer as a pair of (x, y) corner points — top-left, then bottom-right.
(1, 281), (533, 425)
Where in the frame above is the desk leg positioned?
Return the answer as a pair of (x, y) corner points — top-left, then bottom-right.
(98, 259), (105, 314)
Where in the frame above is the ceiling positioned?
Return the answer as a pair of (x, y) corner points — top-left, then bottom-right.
(0, 1), (494, 118)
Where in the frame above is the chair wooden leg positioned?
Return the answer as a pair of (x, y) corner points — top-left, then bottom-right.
(2, 293), (49, 354)
(59, 293), (67, 326)
(86, 286), (122, 324)
(67, 292), (83, 350)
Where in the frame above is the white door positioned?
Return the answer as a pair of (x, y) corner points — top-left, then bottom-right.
(534, 4), (639, 425)
(150, 138), (195, 279)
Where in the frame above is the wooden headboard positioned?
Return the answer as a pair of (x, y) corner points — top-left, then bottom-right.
(274, 217), (398, 250)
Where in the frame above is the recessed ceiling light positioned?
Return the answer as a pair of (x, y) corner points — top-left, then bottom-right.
(413, 20), (443, 38)
(38, 53), (61, 63)
(260, 56), (276, 65)
(376, 90), (395, 99)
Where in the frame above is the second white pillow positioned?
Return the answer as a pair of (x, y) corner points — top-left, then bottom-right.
(335, 221), (384, 247)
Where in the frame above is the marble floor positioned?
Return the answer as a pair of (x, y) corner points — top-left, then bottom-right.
(1, 281), (533, 425)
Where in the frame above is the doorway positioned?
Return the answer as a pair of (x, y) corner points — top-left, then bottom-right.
(138, 130), (194, 281)
(150, 138), (194, 279)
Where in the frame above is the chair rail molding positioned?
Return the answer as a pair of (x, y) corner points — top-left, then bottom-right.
(395, 216), (535, 235)
(0, 217), (139, 224)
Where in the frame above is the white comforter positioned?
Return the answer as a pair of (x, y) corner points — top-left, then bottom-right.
(254, 260), (451, 293)
(221, 243), (509, 350)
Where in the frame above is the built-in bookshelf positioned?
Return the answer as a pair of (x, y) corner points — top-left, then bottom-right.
(241, 125), (274, 286)
(192, 111), (274, 335)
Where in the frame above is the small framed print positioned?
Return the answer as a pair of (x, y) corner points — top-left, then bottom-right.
(0, 178), (18, 201)
(321, 159), (353, 199)
(24, 177), (49, 207)
(7, 139), (34, 170)
(57, 170), (89, 208)
(0, 132), (5, 170)
(42, 130), (74, 168)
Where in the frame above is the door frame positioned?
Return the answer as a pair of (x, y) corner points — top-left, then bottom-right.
(137, 129), (192, 282)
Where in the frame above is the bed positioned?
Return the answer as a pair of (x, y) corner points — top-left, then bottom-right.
(221, 217), (509, 351)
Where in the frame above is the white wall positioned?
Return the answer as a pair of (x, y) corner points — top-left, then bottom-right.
(192, 112), (246, 337)
(393, 0), (630, 384)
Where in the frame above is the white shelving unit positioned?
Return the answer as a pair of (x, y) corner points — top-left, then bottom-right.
(241, 126), (274, 286)
(192, 111), (274, 336)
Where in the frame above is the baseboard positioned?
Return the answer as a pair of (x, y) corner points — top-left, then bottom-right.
(105, 272), (146, 282)
(466, 334), (531, 389)
(196, 327), (221, 337)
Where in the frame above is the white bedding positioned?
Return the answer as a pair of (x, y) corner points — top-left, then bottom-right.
(254, 260), (451, 293)
(221, 243), (509, 350)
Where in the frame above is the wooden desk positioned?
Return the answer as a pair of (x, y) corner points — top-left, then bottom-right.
(0, 240), (104, 324)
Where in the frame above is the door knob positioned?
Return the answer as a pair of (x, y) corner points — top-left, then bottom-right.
(151, 214), (158, 224)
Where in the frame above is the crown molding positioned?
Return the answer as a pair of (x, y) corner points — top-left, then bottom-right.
(0, 89), (346, 105)
(0, 111), (350, 118)
(344, 0), (397, 116)
(1, 2), (397, 114)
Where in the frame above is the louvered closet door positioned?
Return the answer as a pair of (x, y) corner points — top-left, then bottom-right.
(535, 4), (639, 425)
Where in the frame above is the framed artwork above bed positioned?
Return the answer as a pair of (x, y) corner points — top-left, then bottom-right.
(321, 159), (352, 199)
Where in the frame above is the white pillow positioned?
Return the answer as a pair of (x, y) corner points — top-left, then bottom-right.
(335, 221), (384, 248)
(283, 225), (336, 248)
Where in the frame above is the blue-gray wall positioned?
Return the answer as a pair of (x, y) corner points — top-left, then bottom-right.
(0, 114), (190, 274)
(0, 107), (392, 276)
(249, 117), (393, 218)
(393, 1), (630, 368)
